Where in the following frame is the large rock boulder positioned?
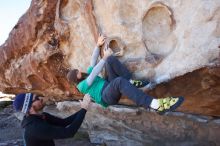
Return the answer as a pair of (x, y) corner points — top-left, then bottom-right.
(0, 0), (219, 115)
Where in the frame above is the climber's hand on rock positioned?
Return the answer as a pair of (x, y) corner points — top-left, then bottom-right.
(97, 33), (106, 47)
(103, 45), (113, 60)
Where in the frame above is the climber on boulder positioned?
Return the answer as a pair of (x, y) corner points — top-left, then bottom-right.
(13, 93), (91, 146)
(67, 34), (184, 115)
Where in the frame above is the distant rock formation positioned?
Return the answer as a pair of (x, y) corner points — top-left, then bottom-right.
(0, 0), (219, 117)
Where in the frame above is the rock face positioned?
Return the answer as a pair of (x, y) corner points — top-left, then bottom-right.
(0, 0), (220, 114)
(44, 101), (220, 146)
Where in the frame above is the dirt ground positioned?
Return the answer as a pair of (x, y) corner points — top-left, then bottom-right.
(0, 104), (102, 146)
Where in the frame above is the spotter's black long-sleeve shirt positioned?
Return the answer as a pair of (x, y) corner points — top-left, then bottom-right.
(21, 108), (87, 146)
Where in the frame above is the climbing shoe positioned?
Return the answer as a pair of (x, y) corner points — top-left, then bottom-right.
(130, 79), (150, 88)
(156, 96), (184, 115)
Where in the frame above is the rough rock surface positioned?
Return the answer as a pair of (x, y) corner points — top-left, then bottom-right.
(0, 0), (220, 125)
(44, 102), (220, 146)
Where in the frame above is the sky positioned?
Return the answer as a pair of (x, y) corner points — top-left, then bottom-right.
(0, 0), (31, 45)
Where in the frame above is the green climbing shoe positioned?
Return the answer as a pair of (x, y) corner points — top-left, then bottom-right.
(156, 96), (184, 115)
